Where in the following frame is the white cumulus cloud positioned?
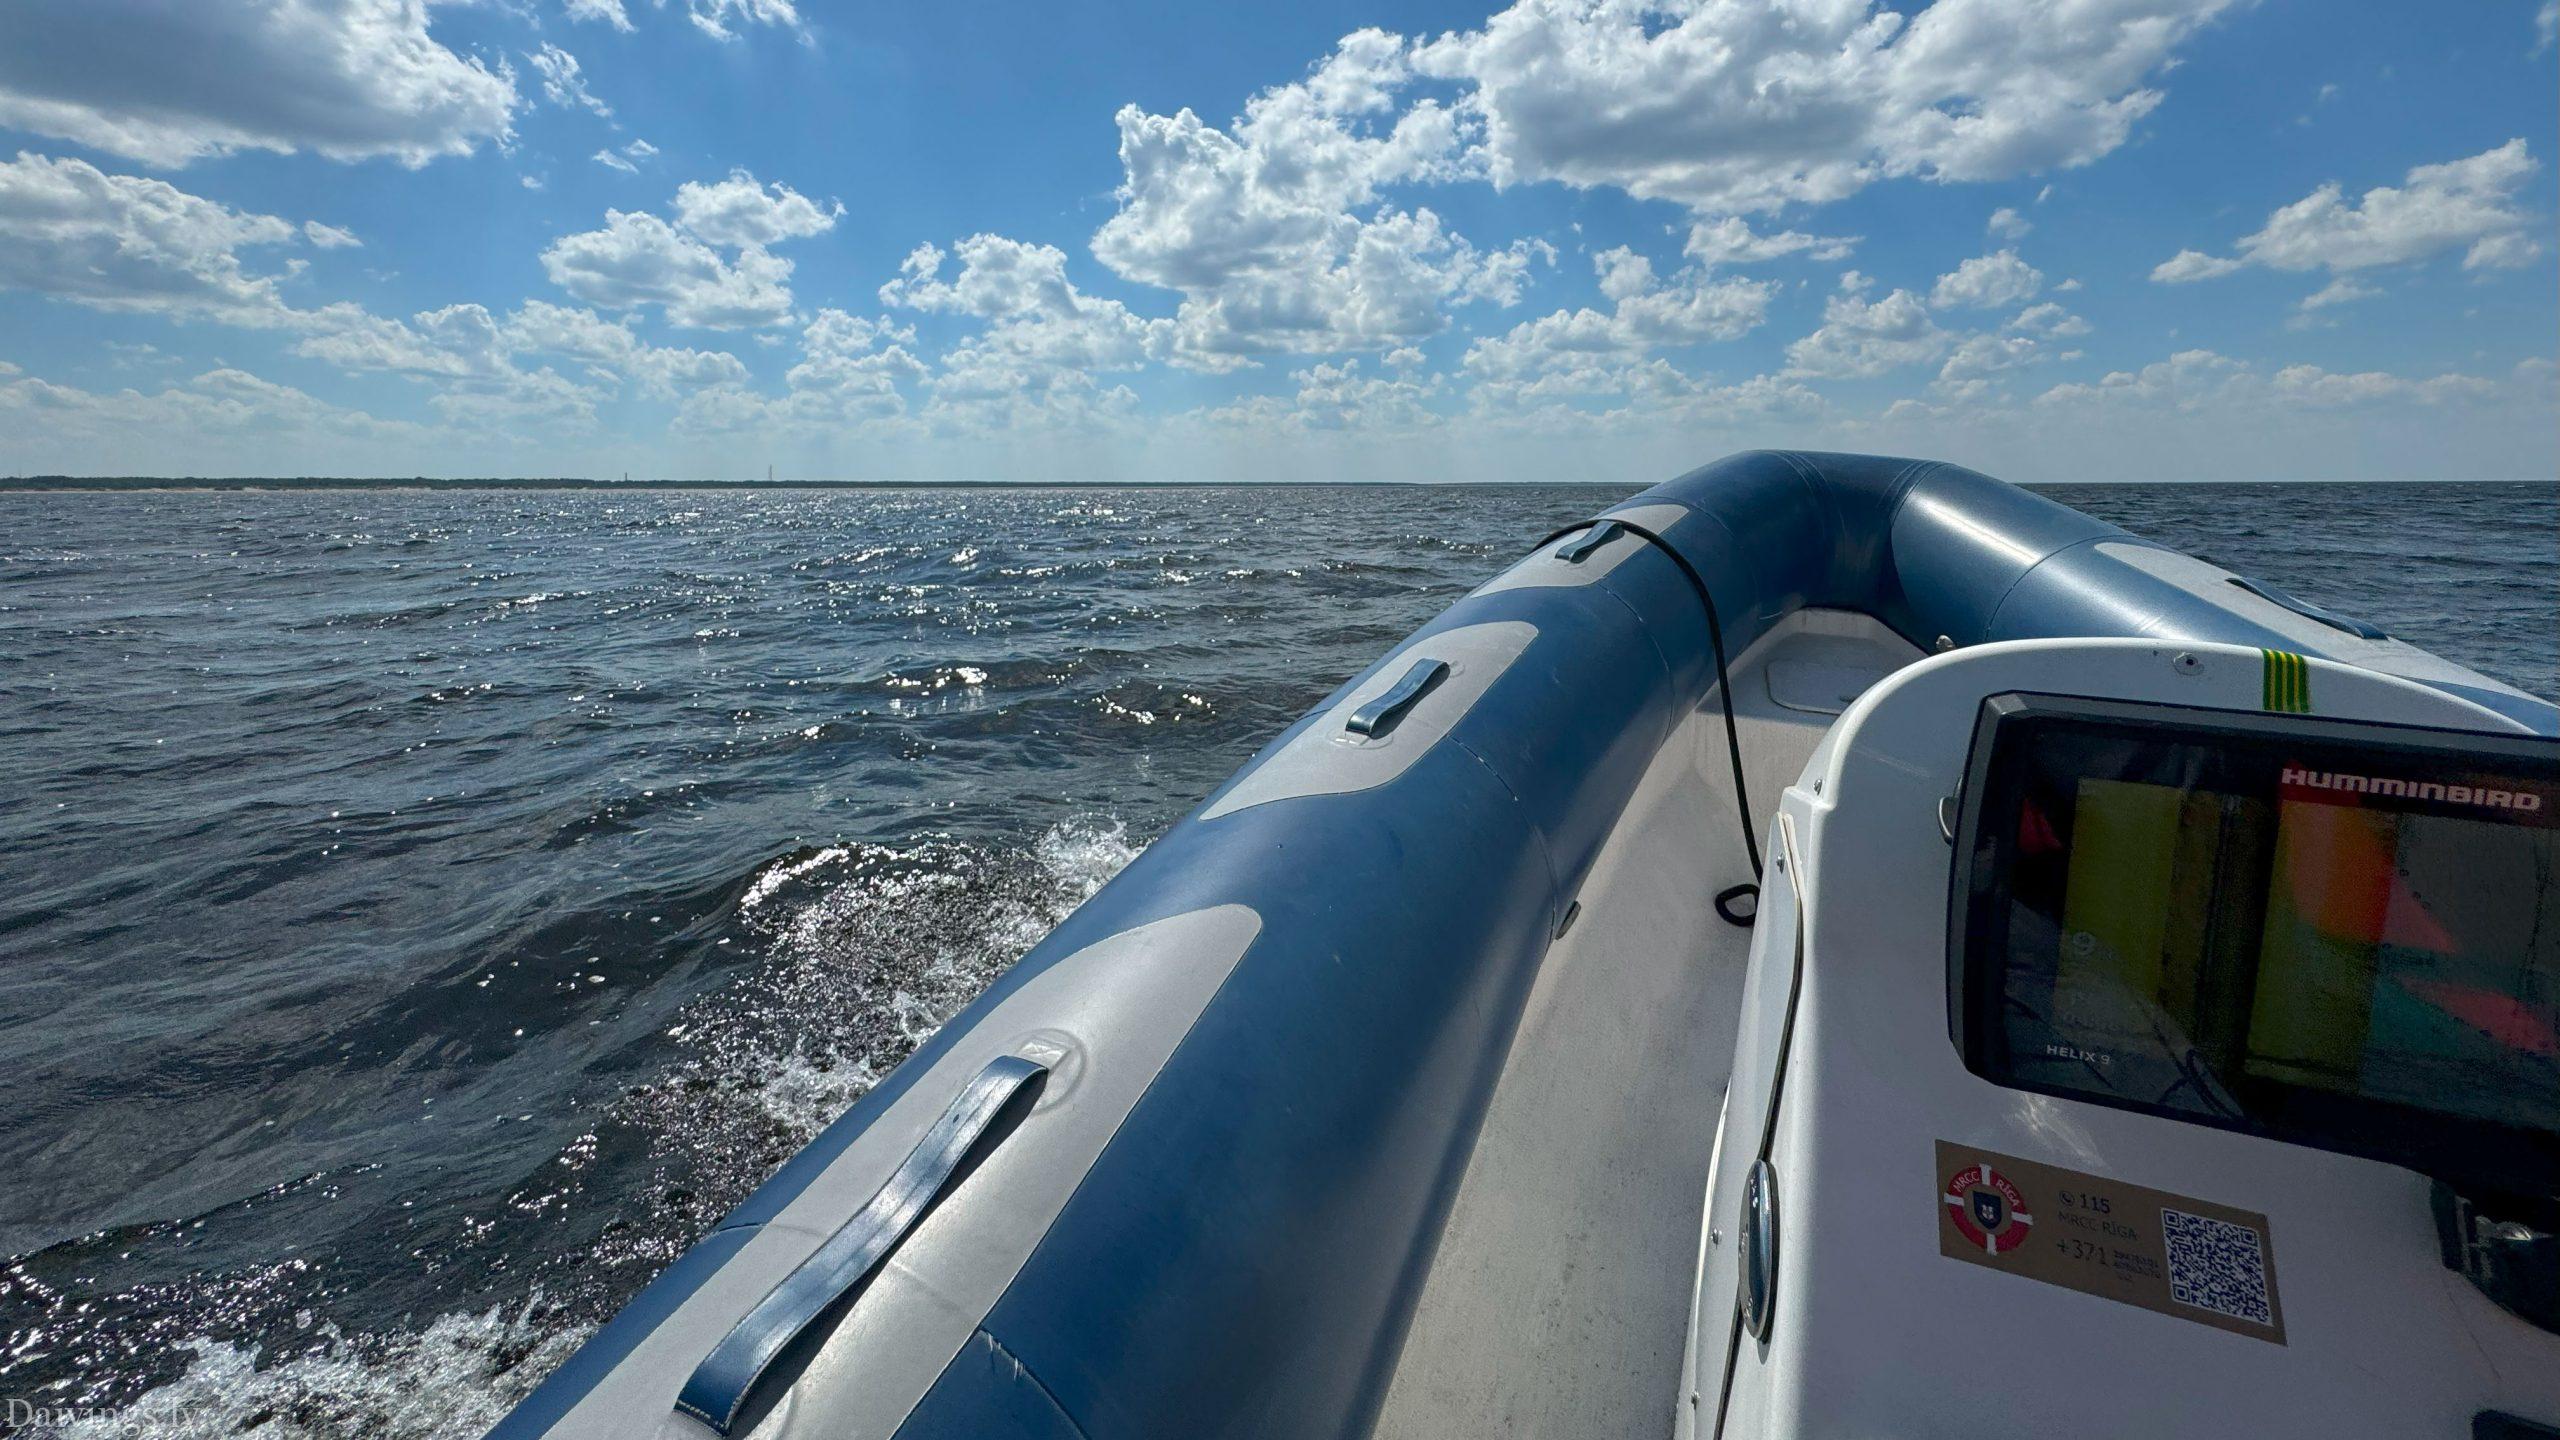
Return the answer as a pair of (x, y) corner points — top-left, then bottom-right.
(1203, 357), (1447, 434)
(2149, 248), (2243, 283)
(1682, 216), (1859, 269)
(1412, 0), (2239, 216)
(542, 172), (830, 329)
(504, 300), (645, 366)
(786, 310), (922, 406)
(643, 310), (927, 443)
(1090, 31), (1544, 360)
(2152, 139), (2542, 281)
(0, 366), (428, 468)
(563, 0), (635, 32)
(1935, 329), (2050, 398)
(2034, 348), (2517, 414)
(1464, 246), (1775, 383)
(1930, 249), (2043, 309)
(1784, 274), (1950, 378)
(2297, 276), (2378, 312)
(540, 209), (797, 328)
(672, 171), (841, 249)
(882, 235), (1166, 373)
(2006, 301), (2090, 337)
(499, 300), (753, 397)
(0, 152), (307, 325)
(0, 0), (517, 168)
(298, 298), (748, 416)
(298, 302), (514, 378)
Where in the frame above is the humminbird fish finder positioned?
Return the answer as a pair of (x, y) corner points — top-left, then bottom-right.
(1947, 695), (2560, 1200)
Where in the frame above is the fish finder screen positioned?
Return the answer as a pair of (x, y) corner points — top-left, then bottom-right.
(1955, 696), (2560, 1187)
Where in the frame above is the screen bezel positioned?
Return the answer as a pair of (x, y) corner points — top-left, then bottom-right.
(1946, 692), (2560, 1195)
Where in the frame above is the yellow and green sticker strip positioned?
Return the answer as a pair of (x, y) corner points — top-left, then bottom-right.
(2261, 649), (2311, 713)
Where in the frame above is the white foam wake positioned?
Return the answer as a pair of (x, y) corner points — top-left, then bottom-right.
(49, 818), (1142, 1440)
(53, 1303), (588, 1440)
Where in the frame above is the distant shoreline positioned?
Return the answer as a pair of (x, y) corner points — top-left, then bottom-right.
(0, 476), (1465, 492)
(2, 475), (2550, 493)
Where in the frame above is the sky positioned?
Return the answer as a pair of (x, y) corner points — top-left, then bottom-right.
(0, 0), (2553, 483)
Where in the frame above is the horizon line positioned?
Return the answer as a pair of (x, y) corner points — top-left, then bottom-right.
(5, 475), (2555, 493)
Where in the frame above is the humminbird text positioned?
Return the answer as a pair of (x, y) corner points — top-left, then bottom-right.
(2282, 767), (2546, 811)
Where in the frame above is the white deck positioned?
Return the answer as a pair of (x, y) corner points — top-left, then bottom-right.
(1371, 610), (1919, 1439)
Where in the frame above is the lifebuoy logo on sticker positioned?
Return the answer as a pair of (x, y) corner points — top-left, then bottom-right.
(1944, 1161), (2034, 1256)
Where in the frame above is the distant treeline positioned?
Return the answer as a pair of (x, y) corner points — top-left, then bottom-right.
(0, 475), (1357, 491)
(5, 475), (625, 491)
(7, 475), (2530, 493)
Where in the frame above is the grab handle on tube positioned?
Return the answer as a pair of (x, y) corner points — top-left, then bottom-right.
(674, 1054), (1048, 1436)
(1555, 520), (1620, 563)
(1345, 658), (1449, 738)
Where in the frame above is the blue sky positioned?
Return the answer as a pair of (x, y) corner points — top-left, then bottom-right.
(0, 0), (2552, 482)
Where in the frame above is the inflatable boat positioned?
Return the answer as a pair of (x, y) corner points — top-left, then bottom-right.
(487, 451), (2560, 1440)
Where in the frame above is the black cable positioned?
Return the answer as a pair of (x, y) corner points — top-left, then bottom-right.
(1536, 518), (1763, 880)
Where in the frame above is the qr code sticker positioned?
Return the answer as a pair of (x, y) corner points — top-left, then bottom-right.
(2161, 1207), (2272, 1326)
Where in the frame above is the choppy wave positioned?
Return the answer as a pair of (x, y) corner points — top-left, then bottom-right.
(52, 1304), (587, 1440)
(7, 819), (1134, 1438)
(611, 818), (1138, 1227)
